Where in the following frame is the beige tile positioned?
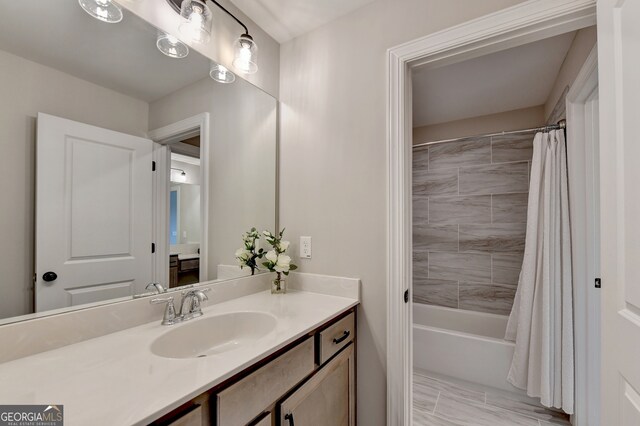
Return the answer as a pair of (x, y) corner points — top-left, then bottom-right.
(429, 252), (491, 283)
(413, 373), (441, 412)
(413, 409), (463, 426)
(413, 168), (459, 197)
(429, 137), (491, 170)
(459, 162), (529, 195)
(492, 193), (529, 224)
(459, 282), (516, 315)
(413, 278), (458, 308)
(413, 250), (429, 275)
(459, 223), (526, 253)
(414, 195), (429, 223)
(491, 134), (534, 164)
(414, 224), (458, 251)
(492, 253), (524, 285)
(435, 393), (539, 426)
(415, 374), (485, 403)
(429, 195), (491, 224)
(485, 393), (571, 425)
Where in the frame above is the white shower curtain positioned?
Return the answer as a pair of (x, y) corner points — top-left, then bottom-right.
(505, 129), (574, 414)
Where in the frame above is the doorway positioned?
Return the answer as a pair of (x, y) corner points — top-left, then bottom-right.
(385, 1), (598, 424)
(148, 113), (210, 287)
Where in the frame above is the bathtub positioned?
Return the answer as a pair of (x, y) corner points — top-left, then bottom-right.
(413, 303), (524, 393)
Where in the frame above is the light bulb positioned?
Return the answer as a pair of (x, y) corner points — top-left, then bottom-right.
(233, 34), (258, 74)
(78, 0), (123, 23)
(210, 63), (235, 83)
(157, 32), (189, 58)
(178, 0), (212, 44)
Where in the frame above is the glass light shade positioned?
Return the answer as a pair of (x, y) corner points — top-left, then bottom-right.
(178, 0), (212, 44)
(232, 34), (258, 74)
(209, 63), (235, 83)
(78, 0), (123, 23)
(157, 32), (189, 58)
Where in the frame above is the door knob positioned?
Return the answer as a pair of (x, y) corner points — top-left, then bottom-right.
(42, 271), (58, 282)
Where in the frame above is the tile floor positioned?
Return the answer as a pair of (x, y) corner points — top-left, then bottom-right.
(413, 370), (571, 426)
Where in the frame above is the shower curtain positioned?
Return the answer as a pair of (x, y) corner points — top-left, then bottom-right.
(505, 129), (574, 414)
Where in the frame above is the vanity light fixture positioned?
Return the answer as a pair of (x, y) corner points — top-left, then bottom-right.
(157, 32), (189, 58)
(209, 63), (235, 83)
(171, 168), (187, 182)
(166, 0), (259, 74)
(171, 168), (187, 177)
(177, 0), (212, 44)
(233, 34), (258, 74)
(78, 0), (123, 23)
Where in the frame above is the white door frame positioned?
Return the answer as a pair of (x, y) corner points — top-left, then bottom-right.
(386, 1), (596, 424)
(566, 46), (599, 426)
(148, 112), (210, 285)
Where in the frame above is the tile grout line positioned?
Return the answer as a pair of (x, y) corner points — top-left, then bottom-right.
(432, 391), (441, 415)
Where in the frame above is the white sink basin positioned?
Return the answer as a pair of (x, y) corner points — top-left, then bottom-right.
(150, 312), (277, 359)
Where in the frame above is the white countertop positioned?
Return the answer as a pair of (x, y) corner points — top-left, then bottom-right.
(0, 290), (358, 425)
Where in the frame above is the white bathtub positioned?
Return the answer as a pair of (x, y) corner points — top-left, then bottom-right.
(413, 303), (524, 393)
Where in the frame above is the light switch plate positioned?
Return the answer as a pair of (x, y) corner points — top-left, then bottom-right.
(300, 236), (312, 259)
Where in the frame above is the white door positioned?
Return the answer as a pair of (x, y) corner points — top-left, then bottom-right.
(35, 113), (154, 312)
(597, 2), (640, 424)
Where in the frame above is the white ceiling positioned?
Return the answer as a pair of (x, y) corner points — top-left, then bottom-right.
(412, 31), (576, 128)
(229, 0), (377, 43)
(0, 0), (211, 102)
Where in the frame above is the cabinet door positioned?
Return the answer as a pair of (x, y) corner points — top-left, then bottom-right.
(279, 344), (354, 426)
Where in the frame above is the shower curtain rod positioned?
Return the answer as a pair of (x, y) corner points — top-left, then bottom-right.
(413, 119), (566, 149)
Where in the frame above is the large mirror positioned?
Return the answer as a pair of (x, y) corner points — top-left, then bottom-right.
(0, 1), (277, 323)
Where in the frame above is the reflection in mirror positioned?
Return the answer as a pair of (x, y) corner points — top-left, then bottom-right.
(170, 152), (202, 287)
(0, 1), (276, 323)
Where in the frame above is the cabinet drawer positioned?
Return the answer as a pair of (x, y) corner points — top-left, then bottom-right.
(167, 405), (202, 426)
(318, 313), (354, 365)
(250, 412), (271, 426)
(169, 256), (179, 267)
(180, 259), (199, 271)
(216, 337), (314, 426)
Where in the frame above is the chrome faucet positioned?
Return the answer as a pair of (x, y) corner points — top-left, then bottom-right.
(150, 296), (179, 325)
(179, 289), (210, 320)
(150, 288), (210, 325)
(145, 282), (166, 294)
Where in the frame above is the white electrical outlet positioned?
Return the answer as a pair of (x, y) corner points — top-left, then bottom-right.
(300, 236), (312, 259)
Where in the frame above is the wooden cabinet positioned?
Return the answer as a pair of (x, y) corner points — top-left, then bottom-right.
(279, 344), (355, 426)
(216, 338), (314, 426)
(169, 255), (179, 288)
(149, 309), (356, 426)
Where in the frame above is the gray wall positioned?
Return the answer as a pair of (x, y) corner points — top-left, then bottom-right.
(0, 49), (149, 320)
(412, 133), (535, 315)
(278, 0), (528, 423)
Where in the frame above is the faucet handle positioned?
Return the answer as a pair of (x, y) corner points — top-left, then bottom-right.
(146, 282), (166, 294)
(150, 296), (179, 325)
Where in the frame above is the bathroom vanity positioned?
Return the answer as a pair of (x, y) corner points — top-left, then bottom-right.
(0, 275), (359, 426)
(152, 308), (356, 426)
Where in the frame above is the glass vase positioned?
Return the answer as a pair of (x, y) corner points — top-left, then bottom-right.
(271, 276), (286, 294)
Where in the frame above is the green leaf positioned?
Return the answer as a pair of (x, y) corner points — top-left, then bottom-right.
(289, 264), (298, 270)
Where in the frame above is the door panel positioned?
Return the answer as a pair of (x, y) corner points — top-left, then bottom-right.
(279, 344), (355, 426)
(597, 0), (640, 423)
(35, 113), (153, 311)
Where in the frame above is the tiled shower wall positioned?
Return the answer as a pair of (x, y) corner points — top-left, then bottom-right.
(412, 133), (534, 315)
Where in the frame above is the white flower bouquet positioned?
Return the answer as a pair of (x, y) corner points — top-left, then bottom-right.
(262, 229), (297, 293)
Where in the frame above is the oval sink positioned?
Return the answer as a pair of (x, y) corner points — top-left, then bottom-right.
(151, 311), (277, 359)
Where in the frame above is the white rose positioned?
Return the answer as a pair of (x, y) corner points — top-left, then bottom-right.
(278, 240), (290, 252)
(265, 250), (278, 263)
(235, 248), (250, 261)
(275, 254), (291, 273)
